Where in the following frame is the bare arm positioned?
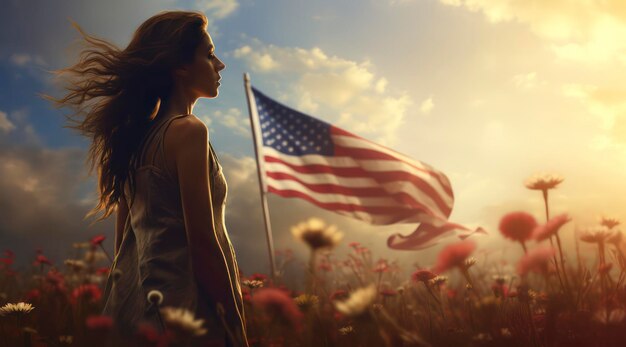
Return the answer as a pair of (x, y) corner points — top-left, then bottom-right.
(114, 194), (129, 258)
(172, 117), (244, 329)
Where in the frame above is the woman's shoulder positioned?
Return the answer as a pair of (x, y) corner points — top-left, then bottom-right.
(167, 114), (208, 141)
(165, 114), (209, 158)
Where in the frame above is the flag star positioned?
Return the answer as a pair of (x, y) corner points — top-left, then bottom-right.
(277, 134), (282, 139)
(282, 141), (288, 146)
(295, 141), (300, 145)
(288, 147), (294, 152)
(302, 146), (307, 150)
(315, 146), (321, 151)
(309, 141), (314, 146)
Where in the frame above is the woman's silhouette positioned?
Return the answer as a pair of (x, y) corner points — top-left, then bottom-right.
(40, 10), (249, 347)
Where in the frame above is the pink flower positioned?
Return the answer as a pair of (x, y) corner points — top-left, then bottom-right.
(372, 259), (390, 273)
(499, 212), (537, 242)
(44, 269), (66, 293)
(34, 254), (52, 266)
(72, 284), (102, 305)
(90, 234), (106, 246)
(412, 269), (437, 283)
(251, 288), (303, 330)
(433, 240), (477, 273)
(534, 214), (571, 241)
(516, 247), (555, 276)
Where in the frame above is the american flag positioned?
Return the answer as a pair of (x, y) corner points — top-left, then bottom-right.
(250, 86), (484, 250)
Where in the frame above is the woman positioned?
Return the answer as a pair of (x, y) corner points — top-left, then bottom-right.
(40, 11), (249, 347)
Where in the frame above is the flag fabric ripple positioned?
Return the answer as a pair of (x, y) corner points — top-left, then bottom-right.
(251, 86), (485, 250)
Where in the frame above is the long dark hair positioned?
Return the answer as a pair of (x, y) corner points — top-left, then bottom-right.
(39, 11), (209, 224)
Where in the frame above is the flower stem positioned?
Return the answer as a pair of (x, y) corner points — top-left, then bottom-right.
(98, 244), (113, 264)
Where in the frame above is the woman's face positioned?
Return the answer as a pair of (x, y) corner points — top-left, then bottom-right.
(182, 32), (225, 99)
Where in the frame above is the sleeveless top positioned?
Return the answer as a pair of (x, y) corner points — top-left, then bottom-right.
(101, 114), (249, 347)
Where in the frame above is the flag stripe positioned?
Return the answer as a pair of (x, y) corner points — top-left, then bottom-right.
(331, 133), (453, 196)
(264, 154), (452, 216)
(265, 160), (450, 218)
(267, 186), (418, 221)
(266, 171), (446, 219)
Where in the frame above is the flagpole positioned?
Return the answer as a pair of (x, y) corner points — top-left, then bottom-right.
(243, 72), (278, 281)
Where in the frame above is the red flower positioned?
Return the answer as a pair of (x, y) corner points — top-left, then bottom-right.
(72, 284), (102, 305)
(356, 246), (370, 254)
(348, 242), (361, 249)
(85, 315), (113, 331)
(251, 288), (304, 331)
(499, 211), (537, 242)
(90, 234), (106, 246)
(372, 259), (390, 273)
(45, 269), (66, 292)
(0, 257), (13, 266)
(412, 269), (437, 283)
(534, 213), (571, 242)
(433, 240), (477, 273)
(34, 254), (52, 266)
(135, 322), (170, 347)
(25, 289), (41, 302)
(4, 249), (15, 258)
(516, 247), (555, 276)
(95, 267), (110, 276)
(249, 273), (269, 282)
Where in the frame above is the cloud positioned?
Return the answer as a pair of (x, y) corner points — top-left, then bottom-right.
(231, 39), (412, 145)
(9, 53), (47, 67)
(0, 134), (113, 269)
(197, 0), (239, 19)
(197, 108), (250, 137)
(438, 0), (626, 65)
(562, 83), (626, 148)
(0, 111), (16, 133)
(511, 72), (538, 90)
(419, 96), (434, 114)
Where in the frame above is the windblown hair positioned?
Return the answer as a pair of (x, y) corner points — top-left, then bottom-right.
(39, 11), (209, 224)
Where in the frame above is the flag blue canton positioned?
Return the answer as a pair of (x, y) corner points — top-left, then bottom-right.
(252, 86), (335, 156)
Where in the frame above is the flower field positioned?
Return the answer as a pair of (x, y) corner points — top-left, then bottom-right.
(1, 174), (626, 347)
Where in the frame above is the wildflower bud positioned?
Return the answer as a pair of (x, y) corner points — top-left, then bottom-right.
(112, 269), (122, 282)
(147, 290), (163, 306)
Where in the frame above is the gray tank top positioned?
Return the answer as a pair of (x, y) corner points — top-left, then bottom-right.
(101, 114), (248, 346)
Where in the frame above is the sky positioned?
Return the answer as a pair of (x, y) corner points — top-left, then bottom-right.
(1, 0), (625, 277)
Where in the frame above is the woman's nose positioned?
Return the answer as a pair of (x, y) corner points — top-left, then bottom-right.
(216, 57), (226, 71)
